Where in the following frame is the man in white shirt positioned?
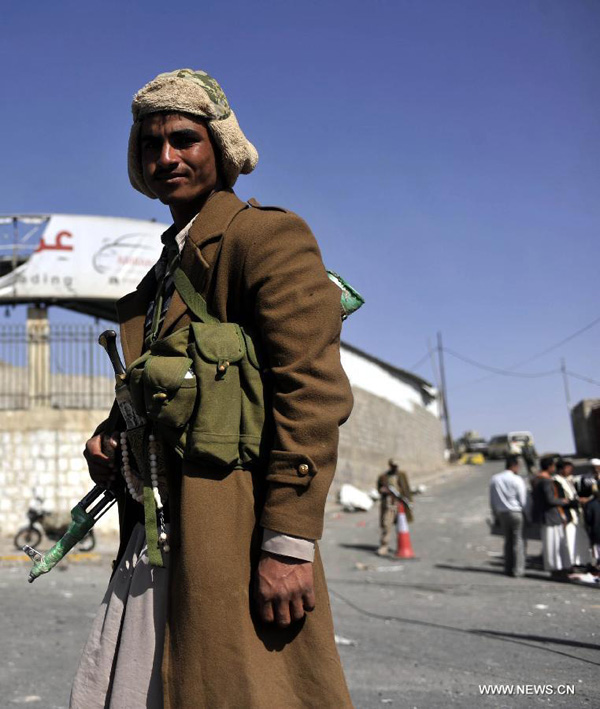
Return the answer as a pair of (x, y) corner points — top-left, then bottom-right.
(489, 455), (527, 577)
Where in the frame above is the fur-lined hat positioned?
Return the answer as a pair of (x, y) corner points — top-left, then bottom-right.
(128, 69), (258, 196)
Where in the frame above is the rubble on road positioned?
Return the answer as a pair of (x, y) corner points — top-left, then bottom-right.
(334, 634), (357, 647)
(339, 484), (374, 511)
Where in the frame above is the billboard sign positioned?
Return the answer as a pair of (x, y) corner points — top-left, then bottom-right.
(0, 214), (168, 304)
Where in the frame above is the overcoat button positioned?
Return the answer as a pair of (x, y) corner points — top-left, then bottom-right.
(298, 463), (309, 475)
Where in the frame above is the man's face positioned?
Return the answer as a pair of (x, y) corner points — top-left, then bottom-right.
(140, 113), (218, 207)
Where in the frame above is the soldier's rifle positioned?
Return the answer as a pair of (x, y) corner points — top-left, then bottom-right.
(23, 330), (141, 582)
(387, 484), (412, 513)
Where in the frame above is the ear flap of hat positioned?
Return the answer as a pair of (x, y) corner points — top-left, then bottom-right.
(128, 121), (157, 199)
(209, 111), (258, 188)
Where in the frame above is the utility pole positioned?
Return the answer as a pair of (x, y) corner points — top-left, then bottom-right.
(560, 358), (571, 410)
(560, 358), (577, 453)
(437, 331), (454, 454)
(427, 337), (440, 391)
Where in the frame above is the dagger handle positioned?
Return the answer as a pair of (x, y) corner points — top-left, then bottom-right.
(98, 330), (125, 377)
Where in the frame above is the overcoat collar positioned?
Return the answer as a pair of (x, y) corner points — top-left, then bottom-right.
(116, 189), (248, 365)
(187, 189), (248, 250)
(115, 267), (155, 366)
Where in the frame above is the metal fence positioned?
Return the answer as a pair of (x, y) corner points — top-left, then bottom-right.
(0, 322), (115, 410)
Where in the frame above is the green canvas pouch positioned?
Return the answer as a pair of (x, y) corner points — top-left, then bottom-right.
(185, 322), (246, 466)
(125, 327), (197, 442)
(238, 327), (268, 465)
(143, 354), (196, 427)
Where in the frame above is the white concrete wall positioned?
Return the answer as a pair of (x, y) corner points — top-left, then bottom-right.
(0, 349), (445, 541)
(338, 346), (445, 489)
(0, 409), (119, 540)
(340, 347), (440, 417)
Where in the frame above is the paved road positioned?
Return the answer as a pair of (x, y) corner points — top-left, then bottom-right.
(327, 462), (599, 708)
(1, 462), (598, 708)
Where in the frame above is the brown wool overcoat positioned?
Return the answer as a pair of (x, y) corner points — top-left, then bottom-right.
(108, 189), (354, 709)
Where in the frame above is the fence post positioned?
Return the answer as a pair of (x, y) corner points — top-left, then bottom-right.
(27, 306), (50, 408)
(89, 325), (94, 409)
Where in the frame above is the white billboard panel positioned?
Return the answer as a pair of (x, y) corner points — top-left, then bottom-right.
(0, 214), (168, 303)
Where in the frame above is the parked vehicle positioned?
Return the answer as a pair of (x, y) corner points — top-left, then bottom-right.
(465, 437), (488, 455)
(13, 493), (95, 552)
(487, 431), (534, 460)
(455, 430), (488, 456)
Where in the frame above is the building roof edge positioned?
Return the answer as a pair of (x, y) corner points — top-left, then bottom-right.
(340, 341), (434, 392)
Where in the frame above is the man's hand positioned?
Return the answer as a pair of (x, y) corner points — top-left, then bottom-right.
(83, 432), (119, 487)
(254, 551), (315, 628)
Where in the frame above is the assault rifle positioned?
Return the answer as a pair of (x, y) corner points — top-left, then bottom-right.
(23, 330), (141, 583)
(387, 484), (412, 513)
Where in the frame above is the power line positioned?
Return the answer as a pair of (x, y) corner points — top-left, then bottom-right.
(407, 350), (431, 372)
(443, 347), (560, 378)
(567, 370), (600, 388)
(446, 347), (600, 395)
(509, 313), (600, 369)
(446, 313), (600, 390)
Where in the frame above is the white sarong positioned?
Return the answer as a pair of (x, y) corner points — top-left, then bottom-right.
(565, 516), (592, 567)
(541, 524), (571, 571)
(70, 523), (169, 709)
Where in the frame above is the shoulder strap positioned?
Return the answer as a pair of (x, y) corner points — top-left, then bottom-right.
(173, 267), (220, 325)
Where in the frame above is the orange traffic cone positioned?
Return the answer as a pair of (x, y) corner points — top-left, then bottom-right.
(395, 501), (415, 559)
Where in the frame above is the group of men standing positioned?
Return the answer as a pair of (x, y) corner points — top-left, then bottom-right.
(490, 455), (600, 579)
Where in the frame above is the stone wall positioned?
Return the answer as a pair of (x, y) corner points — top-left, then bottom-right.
(0, 408), (119, 539)
(0, 382), (446, 540)
(337, 385), (445, 491)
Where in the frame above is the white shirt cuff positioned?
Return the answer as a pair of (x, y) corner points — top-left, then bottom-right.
(261, 529), (315, 562)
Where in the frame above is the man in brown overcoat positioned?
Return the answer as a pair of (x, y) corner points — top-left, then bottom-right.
(72, 69), (355, 708)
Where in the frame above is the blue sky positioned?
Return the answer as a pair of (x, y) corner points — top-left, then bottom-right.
(1, 0), (599, 453)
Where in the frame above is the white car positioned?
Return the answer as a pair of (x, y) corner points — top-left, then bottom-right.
(487, 431), (534, 459)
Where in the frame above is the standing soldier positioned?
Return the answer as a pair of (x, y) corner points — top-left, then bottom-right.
(377, 459), (413, 556)
(72, 68), (355, 709)
(521, 439), (538, 476)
